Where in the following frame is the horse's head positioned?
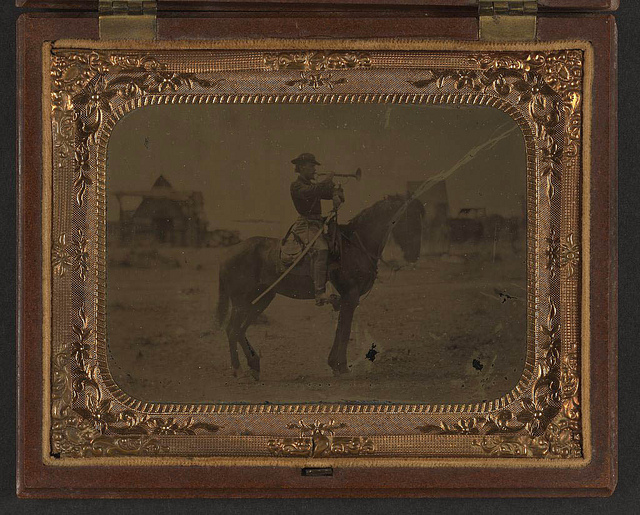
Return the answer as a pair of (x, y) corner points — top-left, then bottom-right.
(389, 195), (424, 264)
(347, 194), (424, 267)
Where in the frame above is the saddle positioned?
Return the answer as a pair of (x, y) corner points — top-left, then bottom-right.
(278, 224), (312, 276)
(278, 217), (342, 276)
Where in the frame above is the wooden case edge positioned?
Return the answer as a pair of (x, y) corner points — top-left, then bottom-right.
(16, 12), (618, 498)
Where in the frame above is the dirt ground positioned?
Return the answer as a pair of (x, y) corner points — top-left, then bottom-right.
(107, 241), (527, 405)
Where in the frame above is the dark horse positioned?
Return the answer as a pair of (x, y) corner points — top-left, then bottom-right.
(215, 195), (425, 378)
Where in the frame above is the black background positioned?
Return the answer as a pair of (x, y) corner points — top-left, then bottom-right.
(1, 2), (637, 513)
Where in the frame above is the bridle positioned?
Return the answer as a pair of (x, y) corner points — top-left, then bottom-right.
(339, 199), (419, 273)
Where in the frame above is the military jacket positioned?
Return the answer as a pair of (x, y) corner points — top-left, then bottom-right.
(290, 176), (336, 218)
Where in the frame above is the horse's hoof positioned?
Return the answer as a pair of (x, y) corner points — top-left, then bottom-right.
(250, 369), (260, 381)
(330, 365), (350, 376)
(329, 295), (341, 311)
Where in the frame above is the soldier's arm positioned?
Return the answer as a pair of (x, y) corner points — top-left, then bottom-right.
(292, 179), (335, 201)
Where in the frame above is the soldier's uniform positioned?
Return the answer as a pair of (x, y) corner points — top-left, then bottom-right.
(289, 153), (344, 305)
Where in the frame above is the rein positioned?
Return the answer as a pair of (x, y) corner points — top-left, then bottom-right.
(340, 203), (409, 273)
(343, 230), (379, 271)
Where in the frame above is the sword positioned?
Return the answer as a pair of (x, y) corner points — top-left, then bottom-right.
(251, 211), (337, 305)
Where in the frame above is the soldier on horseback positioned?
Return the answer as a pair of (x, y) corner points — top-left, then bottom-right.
(290, 153), (344, 306)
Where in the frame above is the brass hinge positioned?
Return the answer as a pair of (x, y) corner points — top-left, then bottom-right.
(99, 1), (157, 40)
(479, 1), (538, 41)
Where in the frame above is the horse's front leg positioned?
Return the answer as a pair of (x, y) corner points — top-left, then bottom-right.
(328, 287), (359, 375)
(225, 310), (242, 375)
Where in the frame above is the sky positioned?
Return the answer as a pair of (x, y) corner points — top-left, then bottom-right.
(106, 103), (526, 236)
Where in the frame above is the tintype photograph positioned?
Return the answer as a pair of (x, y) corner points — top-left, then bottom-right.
(106, 102), (526, 405)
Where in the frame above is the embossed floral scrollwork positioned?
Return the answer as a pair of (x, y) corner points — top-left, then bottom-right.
(561, 354), (581, 422)
(547, 231), (580, 281)
(407, 70), (449, 89)
(74, 395), (117, 433)
(285, 72), (348, 91)
(409, 64), (563, 149)
(481, 70), (513, 97)
(515, 301), (562, 436)
(52, 230), (89, 280)
(113, 415), (220, 436)
(452, 70), (482, 91)
(539, 133), (563, 200)
(51, 51), (111, 96)
(264, 51), (372, 71)
(72, 74), (118, 128)
(288, 419), (347, 438)
(268, 438), (313, 457)
(268, 420), (373, 458)
(145, 71), (223, 93)
(421, 301), (563, 444)
(416, 410), (524, 436)
(50, 301), (220, 457)
(559, 234), (580, 278)
(474, 418), (581, 459)
(546, 227), (561, 279)
(471, 298), (581, 458)
(52, 235), (74, 277)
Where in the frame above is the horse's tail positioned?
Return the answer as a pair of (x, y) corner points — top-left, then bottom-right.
(215, 275), (230, 328)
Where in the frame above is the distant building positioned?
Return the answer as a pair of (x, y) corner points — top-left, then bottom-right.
(407, 180), (450, 255)
(113, 175), (209, 247)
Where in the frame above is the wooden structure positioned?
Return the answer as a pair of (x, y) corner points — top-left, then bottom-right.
(113, 175), (208, 247)
(407, 180), (450, 255)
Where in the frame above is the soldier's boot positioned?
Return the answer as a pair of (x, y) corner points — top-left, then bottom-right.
(313, 250), (330, 306)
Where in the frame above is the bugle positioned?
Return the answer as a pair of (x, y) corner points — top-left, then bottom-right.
(316, 168), (362, 181)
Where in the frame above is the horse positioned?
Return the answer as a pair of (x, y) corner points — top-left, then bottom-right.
(215, 194), (425, 379)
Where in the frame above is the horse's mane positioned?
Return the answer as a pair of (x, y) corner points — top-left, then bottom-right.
(345, 194), (407, 230)
(344, 194), (425, 232)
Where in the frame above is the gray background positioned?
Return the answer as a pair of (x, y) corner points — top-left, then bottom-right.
(107, 103), (524, 228)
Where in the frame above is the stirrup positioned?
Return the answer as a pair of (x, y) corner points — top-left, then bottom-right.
(315, 291), (330, 306)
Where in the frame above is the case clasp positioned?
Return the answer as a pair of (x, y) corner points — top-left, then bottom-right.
(479, 1), (538, 41)
(99, 1), (157, 40)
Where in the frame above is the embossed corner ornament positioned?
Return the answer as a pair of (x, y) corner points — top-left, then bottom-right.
(474, 300), (581, 459)
(50, 304), (221, 458)
(50, 50), (222, 209)
(417, 300), (581, 459)
(268, 420), (375, 458)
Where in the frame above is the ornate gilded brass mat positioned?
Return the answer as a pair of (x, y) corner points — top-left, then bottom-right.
(43, 40), (591, 462)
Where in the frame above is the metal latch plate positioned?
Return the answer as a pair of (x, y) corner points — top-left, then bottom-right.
(479, 1), (538, 41)
(99, 1), (157, 40)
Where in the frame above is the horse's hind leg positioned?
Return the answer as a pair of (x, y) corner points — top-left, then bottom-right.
(237, 292), (275, 380)
(225, 308), (245, 376)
